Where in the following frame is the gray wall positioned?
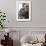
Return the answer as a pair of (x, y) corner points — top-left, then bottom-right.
(0, 0), (46, 28)
(0, 0), (46, 31)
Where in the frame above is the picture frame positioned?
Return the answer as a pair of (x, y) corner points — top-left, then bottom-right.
(16, 0), (31, 21)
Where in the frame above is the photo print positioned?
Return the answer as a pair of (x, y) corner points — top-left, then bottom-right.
(16, 1), (31, 21)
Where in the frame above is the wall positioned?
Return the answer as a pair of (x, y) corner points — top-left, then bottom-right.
(0, 0), (46, 28)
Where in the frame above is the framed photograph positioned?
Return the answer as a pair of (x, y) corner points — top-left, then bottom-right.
(16, 0), (31, 21)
